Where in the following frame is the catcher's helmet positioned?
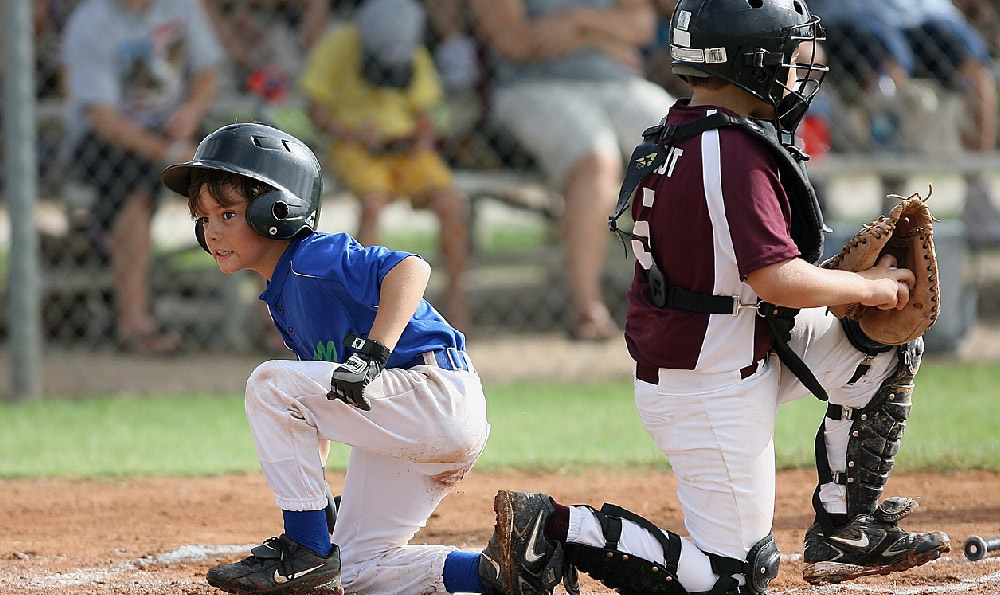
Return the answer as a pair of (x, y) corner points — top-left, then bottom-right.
(669, 0), (827, 132)
(161, 122), (323, 248)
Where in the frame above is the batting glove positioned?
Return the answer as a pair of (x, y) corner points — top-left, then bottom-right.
(327, 334), (391, 411)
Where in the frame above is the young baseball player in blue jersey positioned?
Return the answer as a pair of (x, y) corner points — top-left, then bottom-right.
(162, 122), (507, 595)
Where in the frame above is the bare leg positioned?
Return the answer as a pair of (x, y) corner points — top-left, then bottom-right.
(111, 188), (180, 353)
(957, 61), (1000, 245)
(428, 189), (469, 332)
(561, 152), (620, 340)
(356, 192), (389, 247)
(958, 60), (998, 153)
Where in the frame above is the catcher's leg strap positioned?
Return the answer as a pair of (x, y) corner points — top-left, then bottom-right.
(811, 339), (922, 534)
(564, 503), (686, 595)
(840, 318), (894, 384)
(761, 303), (828, 400)
(564, 504), (773, 595)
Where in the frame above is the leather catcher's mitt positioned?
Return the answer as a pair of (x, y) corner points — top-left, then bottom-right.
(820, 187), (940, 345)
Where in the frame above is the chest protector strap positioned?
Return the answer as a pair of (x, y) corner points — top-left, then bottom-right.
(610, 114), (829, 400)
(610, 113), (825, 263)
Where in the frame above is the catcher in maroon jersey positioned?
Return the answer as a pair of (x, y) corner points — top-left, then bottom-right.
(476, 1), (950, 594)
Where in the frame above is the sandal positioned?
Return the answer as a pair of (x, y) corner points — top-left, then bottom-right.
(118, 328), (183, 356)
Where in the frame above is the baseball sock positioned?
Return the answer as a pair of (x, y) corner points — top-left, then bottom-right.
(545, 501), (570, 542)
(282, 509), (333, 556)
(443, 551), (484, 593)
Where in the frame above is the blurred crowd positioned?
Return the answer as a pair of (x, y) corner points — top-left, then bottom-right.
(3, 0), (1000, 351)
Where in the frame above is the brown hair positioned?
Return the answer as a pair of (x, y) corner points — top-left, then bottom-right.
(686, 75), (729, 90)
(187, 169), (272, 217)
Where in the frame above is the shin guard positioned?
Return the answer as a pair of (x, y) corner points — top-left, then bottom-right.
(813, 339), (922, 532)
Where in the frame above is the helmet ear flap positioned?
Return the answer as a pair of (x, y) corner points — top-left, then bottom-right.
(246, 188), (315, 239)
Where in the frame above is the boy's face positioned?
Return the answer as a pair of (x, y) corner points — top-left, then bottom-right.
(193, 184), (290, 279)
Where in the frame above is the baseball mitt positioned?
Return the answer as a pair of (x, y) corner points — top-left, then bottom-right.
(820, 186), (940, 345)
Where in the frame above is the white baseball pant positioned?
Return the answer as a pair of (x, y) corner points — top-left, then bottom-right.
(567, 307), (898, 591)
(244, 358), (489, 595)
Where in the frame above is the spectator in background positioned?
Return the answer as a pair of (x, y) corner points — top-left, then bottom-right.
(809, 0), (1000, 245)
(425, 0), (480, 96)
(300, 0), (470, 332)
(205, 0), (329, 108)
(644, 0), (692, 99)
(61, 0), (224, 354)
(424, 0), (484, 166)
(468, 0), (674, 341)
(953, 0), (1000, 58)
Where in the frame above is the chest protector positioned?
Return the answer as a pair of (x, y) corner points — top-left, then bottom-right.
(612, 113), (830, 400)
(610, 112), (825, 264)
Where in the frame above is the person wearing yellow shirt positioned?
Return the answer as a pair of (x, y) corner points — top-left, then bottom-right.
(301, 0), (469, 331)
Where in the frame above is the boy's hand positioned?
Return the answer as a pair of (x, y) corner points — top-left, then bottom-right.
(327, 335), (392, 411)
(857, 255), (916, 311)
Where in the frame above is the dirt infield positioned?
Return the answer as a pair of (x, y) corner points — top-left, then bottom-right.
(3, 468), (1000, 594)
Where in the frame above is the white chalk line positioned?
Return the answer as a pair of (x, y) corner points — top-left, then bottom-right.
(775, 555), (1000, 594)
(8, 546), (1000, 593)
(7, 543), (255, 589)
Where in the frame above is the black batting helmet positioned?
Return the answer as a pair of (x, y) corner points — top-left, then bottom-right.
(669, 0), (827, 132)
(161, 122), (323, 249)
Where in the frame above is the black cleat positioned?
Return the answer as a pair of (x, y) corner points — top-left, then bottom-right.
(803, 499), (950, 585)
(479, 490), (577, 595)
(206, 534), (341, 594)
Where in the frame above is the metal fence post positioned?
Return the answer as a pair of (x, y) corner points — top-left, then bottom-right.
(4, 0), (43, 399)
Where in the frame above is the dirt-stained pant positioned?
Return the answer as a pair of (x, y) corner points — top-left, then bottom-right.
(567, 307), (899, 592)
(244, 360), (489, 595)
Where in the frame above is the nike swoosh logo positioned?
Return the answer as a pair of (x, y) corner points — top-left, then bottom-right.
(523, 513), (546, 563)
(882, 536), (921, 558)
(273, 563), (326, 584)
(829, 533), (870, 549)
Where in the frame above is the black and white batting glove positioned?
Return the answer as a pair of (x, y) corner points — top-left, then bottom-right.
(327, 334), (391, 411)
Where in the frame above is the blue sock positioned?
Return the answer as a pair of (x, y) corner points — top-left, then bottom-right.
(282, 509), (332, 557)
(443, 551), (485, 593)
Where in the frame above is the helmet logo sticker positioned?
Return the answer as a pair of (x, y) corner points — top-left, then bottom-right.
(676, 10), (691, 30)
(672, 47), (704, 62)
(673, 28), (691, 47)
(705, 48), (728, 63)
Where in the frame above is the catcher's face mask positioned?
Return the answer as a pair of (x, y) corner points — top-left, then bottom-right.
(670, 0), (828, 134)
(770, 21), (828, 132)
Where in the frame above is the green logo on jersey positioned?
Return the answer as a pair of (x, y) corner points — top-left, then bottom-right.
(313, 340), (339, 362)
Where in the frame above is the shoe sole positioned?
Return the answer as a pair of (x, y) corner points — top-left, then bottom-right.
(803, 535), (951, 585)
(492, 490), (518, 593)
(207, 571), (342, 595)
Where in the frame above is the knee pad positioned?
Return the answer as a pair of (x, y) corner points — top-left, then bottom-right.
(741, 533), (780, 595)
(843, 339), (922, 517)
(814, 340), (922, 523)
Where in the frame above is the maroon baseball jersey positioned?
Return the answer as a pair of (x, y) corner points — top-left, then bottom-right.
(625, 100), (801, 373)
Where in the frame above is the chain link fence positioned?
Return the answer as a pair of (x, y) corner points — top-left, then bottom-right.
(3, 0), (1000, 396)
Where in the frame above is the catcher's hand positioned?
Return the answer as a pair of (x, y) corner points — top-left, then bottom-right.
(821, 186), (940, 344)
(856, 254), (915, 311)
(327, 334), (392, 411)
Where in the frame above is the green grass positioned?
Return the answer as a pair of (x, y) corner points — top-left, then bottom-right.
(1, 362), (999, 479)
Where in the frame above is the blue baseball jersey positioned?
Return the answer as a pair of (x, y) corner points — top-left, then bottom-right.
(260, 232), (466, 366)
